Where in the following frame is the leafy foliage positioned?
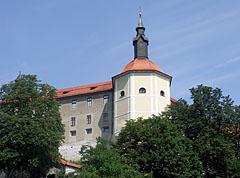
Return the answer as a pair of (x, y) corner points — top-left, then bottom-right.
(113, 117), (202, 178)
(76, 137), (147, 178)
(0, 75), (64, 177)
(164, 85), (240, 177)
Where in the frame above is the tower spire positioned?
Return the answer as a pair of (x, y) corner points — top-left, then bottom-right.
(133, 13), (149, 59)
(138, 12), (143, 27)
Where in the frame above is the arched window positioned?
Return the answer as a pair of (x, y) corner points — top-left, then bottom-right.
(160, 90), (165, 97)
(120, 91), (125, 97)
(139, 87), (146, 94)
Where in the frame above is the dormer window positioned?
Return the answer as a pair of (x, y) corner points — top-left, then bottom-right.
(120, 91), (125, 98)
(139, 87), (146, 94)
(160, 90), (165, 97)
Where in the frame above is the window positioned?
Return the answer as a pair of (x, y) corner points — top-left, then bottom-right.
(72, 100), (77, 109)
(87, 97), (92, 107)
(103, 113), (108, 122)
(139, 87), (146, 93)
(103, 95), (109, 104)
(70, 130), (76, 136)
(103, 126), (109, 133)
(86, 128), (92, 134)
(160, 90), (165, 97)
(120, 91), (125, 98)
(86, 115), (91, 124)
(71, 117), (76, 126)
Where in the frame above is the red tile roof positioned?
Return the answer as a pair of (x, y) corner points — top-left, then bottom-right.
(56, 80), (177, 105)
(121, 58), (162, 74)
(60, 159), (82, 169)
(56, 81), (112, 98)
(170, 97), (177, 104)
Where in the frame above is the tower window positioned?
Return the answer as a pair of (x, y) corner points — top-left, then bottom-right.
(103, 95), (109, 104)
(139, 87), (146, 94)
(71, 117), (76, 126)
(72, 100), (77, 109)
(87, 97), (92, 107)
(86, 115), (91, 124)
(120, 91), (125, 98)
(160, 90), (165, 97)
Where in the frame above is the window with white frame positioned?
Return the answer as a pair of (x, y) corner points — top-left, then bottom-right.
(72, 100), (77, 109)
(87, 97), (92, 107)
(71, 117), (76, 126)
(103, 113), (108, 122)
(86, 115), (91, 124)
(103, 95), (109, 104)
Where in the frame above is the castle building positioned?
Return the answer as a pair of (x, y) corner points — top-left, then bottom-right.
(56, 14), (174, 160)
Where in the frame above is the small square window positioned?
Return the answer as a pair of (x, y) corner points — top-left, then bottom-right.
(86, 128), (92, 134)
(103, 126), (109, 133)
(70, 130), (76, 136)
(103, 95), (109, 104)
(86, 115), (91, 124)
(72, 100), (77, 109)
(103, 113), (108, 122)
(71, 117), (76, 127)
(87, 97), (92, 107)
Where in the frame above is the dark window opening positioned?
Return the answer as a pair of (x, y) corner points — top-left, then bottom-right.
(139, 87), (146, 93)
(70, 130), (76, 136)
(160, 90), (165, 97)
(86, 128), (92, 134)
(103, 126), (110, 133)
(90, 87), (97, 90)
(120, 91), (125, 97)
(103, 113), (108, 122)
(71, 117), (76, 126)
(86, 115), (91, 124)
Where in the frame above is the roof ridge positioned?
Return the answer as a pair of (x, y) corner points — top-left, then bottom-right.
(57, 81), (112, 91)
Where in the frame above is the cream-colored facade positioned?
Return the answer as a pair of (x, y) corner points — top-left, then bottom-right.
(113, 71), (171, 134)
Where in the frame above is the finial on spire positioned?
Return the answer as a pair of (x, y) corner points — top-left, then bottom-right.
(138, 12), (143, 27)
(133, 12), (149, 59)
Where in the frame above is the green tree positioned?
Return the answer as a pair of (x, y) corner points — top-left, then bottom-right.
(113, 117), (202, 178)
(164, 85), (240, 177)
(0, 75), (64, 177)
(76, 137), (147, 178)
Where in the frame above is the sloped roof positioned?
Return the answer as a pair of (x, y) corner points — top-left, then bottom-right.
(60, 159), (82, 169)
(56, 80), (177, 103)
(56, 81), (112, 98)
(121, 58), (162, 74)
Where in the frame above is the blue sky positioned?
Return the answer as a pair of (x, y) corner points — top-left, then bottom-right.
(0, 0), (240, 104)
